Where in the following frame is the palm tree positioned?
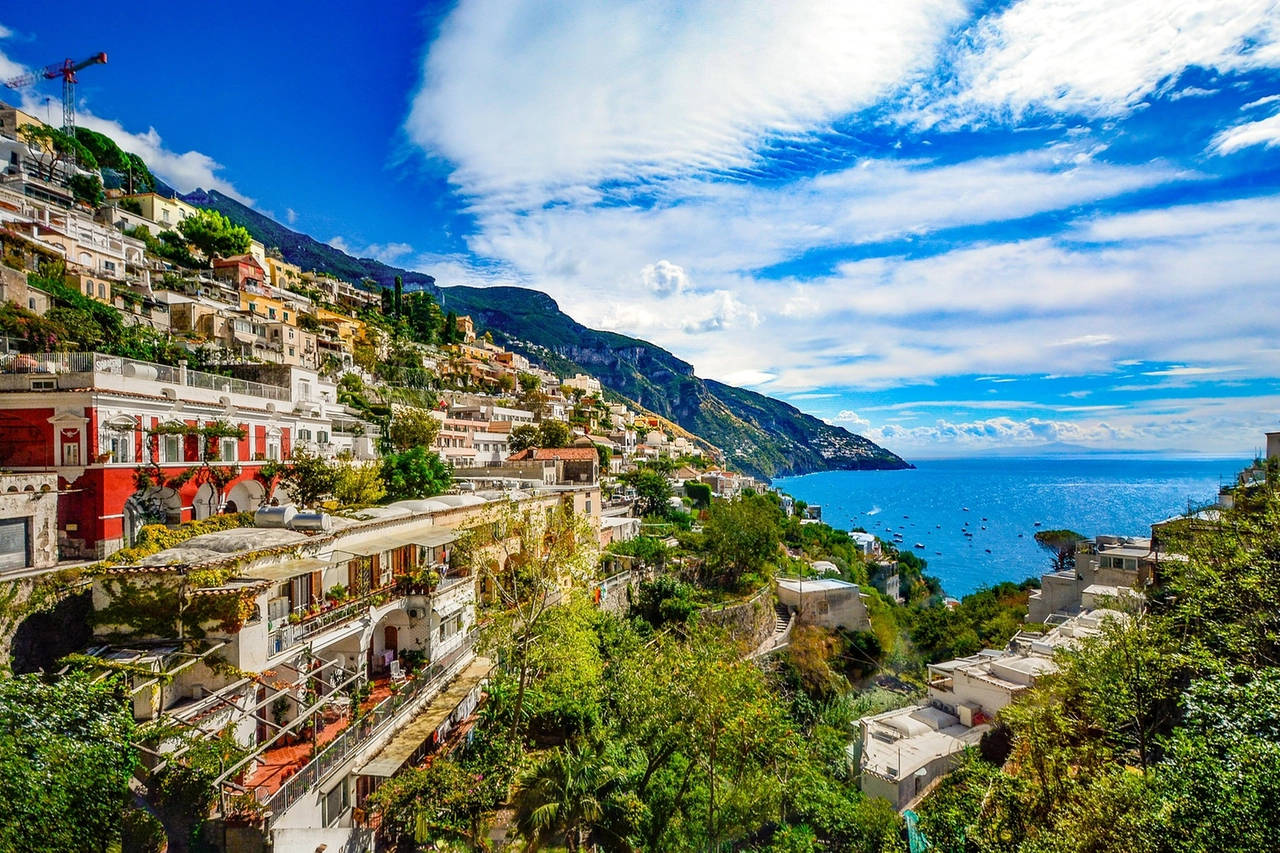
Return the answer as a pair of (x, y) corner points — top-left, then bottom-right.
(511, 741), (628, 852)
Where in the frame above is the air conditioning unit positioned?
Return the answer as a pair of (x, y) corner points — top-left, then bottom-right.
(407, 607), (425, 620)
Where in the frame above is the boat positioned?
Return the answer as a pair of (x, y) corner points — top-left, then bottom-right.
(962, 507), (969, 512)
(985, 548), (992, 553)
(1034, 521), (1043, 527)
(914, 543), (925, 549)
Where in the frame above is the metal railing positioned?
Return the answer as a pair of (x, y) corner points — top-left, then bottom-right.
(0, 352), (291, 402)
(267, 589), (397, 657)
(263, 634), (476, 820)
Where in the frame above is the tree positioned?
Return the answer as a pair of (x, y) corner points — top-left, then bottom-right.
(512, 740), (628, 852)
(684, 481), (712, 509)
(0, 673), (136, 853)
(176, 209), (252, 260)
(468, 499), (598, 750)
(380, 447), (453, 502)
(75, 127), (156, 193)
(509, 423), (540, 453)
(622, 469), (673, 519)
(537, 420), (571, 449)
(703, 493), (782, 588)
(69, 173), (104, 207)
(331, 457), (385, 506)
(1034, 529), (1086, 572)
(386, 407), (441, 453)
(393, 275), (403, 321)
(18, 124), (96, 183)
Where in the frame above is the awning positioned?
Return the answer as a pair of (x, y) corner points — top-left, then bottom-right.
(358, 657), (493, 777)
(245, 557), (332, 583)
(334, 527), (459, 557)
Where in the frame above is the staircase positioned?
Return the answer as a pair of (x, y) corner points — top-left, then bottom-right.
(774, 603), (791, 633)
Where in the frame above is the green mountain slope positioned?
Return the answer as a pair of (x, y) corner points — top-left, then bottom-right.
(437, 286), (910, 480)
(182, 190), (909, 479)
(179, 189), (437, 292)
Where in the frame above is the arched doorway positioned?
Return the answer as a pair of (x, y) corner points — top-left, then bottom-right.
(383, 625), (398, 655)
(225, 479), (266, 515)
(192, 483), (218, 521)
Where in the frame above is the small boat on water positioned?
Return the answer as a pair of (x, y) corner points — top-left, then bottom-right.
(985, 548), (992, 553)
(962, 507), (970, 512)
(914, 543), (925, 549)
(1034, 521), (1043, 527)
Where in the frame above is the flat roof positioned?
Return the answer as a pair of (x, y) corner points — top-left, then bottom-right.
(777, 577), (858, 593)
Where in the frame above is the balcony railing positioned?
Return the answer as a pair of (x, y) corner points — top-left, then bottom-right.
(261, 634), (476, 821)
(0, 352), (291, 402)
(267, 588), (397, 657)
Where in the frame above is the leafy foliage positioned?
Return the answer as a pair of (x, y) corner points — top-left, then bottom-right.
(0, 673), (136, 853)
(380, 446), (453, 502)
(387, 406), (441, 452)
(176, 209), (252, 260)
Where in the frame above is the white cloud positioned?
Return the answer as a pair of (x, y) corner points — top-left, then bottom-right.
(833, 410), (873, 430)
(641, 260), (690, 297)
(325, 238), (414, 265)
(940, 0), (1280, 122)
(1212, 110), (1280, 154)
(717, 369), (776, 387)
(409, 0), (967, 201)
(286, 208), (298, 225)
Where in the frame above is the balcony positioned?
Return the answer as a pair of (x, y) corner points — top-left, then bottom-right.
(253, 635), (477, 822)
(0, 351), (292, 402)
(267, 588), (398, 657)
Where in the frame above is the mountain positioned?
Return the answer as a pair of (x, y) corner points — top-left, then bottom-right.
(430, 286), (909, 480)
(179, 189), (436, 292)
(181, 190), (909, 480)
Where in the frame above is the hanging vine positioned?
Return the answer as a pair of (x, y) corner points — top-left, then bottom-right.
(133, 420), (247, 496)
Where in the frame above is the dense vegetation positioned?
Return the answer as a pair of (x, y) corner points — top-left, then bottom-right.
(915, 483), (1280, 853)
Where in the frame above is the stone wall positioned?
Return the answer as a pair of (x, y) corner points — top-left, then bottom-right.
(699, 585), (776, 651)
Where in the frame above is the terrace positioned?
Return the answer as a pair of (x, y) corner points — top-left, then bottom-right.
(0, 351), (292, 402)
(234, 635), (478, 822)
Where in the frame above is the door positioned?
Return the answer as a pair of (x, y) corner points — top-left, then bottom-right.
(0, 518), (30, 572)
(384, 625), (398, 656)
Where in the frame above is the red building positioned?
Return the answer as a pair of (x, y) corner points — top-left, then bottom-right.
(212, 254), (267, 291)
(0, 352), (361, 559)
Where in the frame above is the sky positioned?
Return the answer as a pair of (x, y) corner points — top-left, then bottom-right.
(3, 1), (1280, 458)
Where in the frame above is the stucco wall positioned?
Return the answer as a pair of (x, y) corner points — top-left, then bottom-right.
(0, 472), (58, 571)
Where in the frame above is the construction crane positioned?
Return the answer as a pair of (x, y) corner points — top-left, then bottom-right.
(4, 52), (107, 137)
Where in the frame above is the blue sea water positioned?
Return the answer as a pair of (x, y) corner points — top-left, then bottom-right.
(774, 456), (1246, 597)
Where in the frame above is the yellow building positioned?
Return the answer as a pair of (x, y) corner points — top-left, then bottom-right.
(263, 256), (303, 292)
(239, 291), (297, 326)
(314, 307), (365, 349)
(64, 271), (113, 305)
(119, 193), (199, 230)
(0, 101), (43, 139)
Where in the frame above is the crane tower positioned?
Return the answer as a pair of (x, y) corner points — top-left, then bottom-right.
(4, 52), (108, 137)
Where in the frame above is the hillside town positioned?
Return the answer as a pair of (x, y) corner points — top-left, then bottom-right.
(2, 81), (1279, 853)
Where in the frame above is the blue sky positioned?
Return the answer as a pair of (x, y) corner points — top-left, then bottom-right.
(4, 1), (1280, 457)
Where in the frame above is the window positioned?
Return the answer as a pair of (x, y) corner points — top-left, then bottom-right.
(298, 429), (312, 442)
(317, 431), (329, 444)
(61, 441), (80, 467)
(98, 425), (135, 463)
(323, 780), (349, 826)
(162, 434), (181, 464)
(220, 437), (238, 462)
(98, 283), (106, 299)
(248, 302), (257, 314)
(27, 297), (35, 310)
(288, 346), (295, 357)
(266, 440), (280, 461)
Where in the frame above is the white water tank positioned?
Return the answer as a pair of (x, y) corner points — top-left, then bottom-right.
(288, 512), (332, 533)
(254, 505), (298, 528)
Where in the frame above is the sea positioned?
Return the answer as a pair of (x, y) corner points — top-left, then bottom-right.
(774, 456), (1246, 597)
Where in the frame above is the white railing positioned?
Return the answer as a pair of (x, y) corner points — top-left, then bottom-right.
(0, 351), (291, 402)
